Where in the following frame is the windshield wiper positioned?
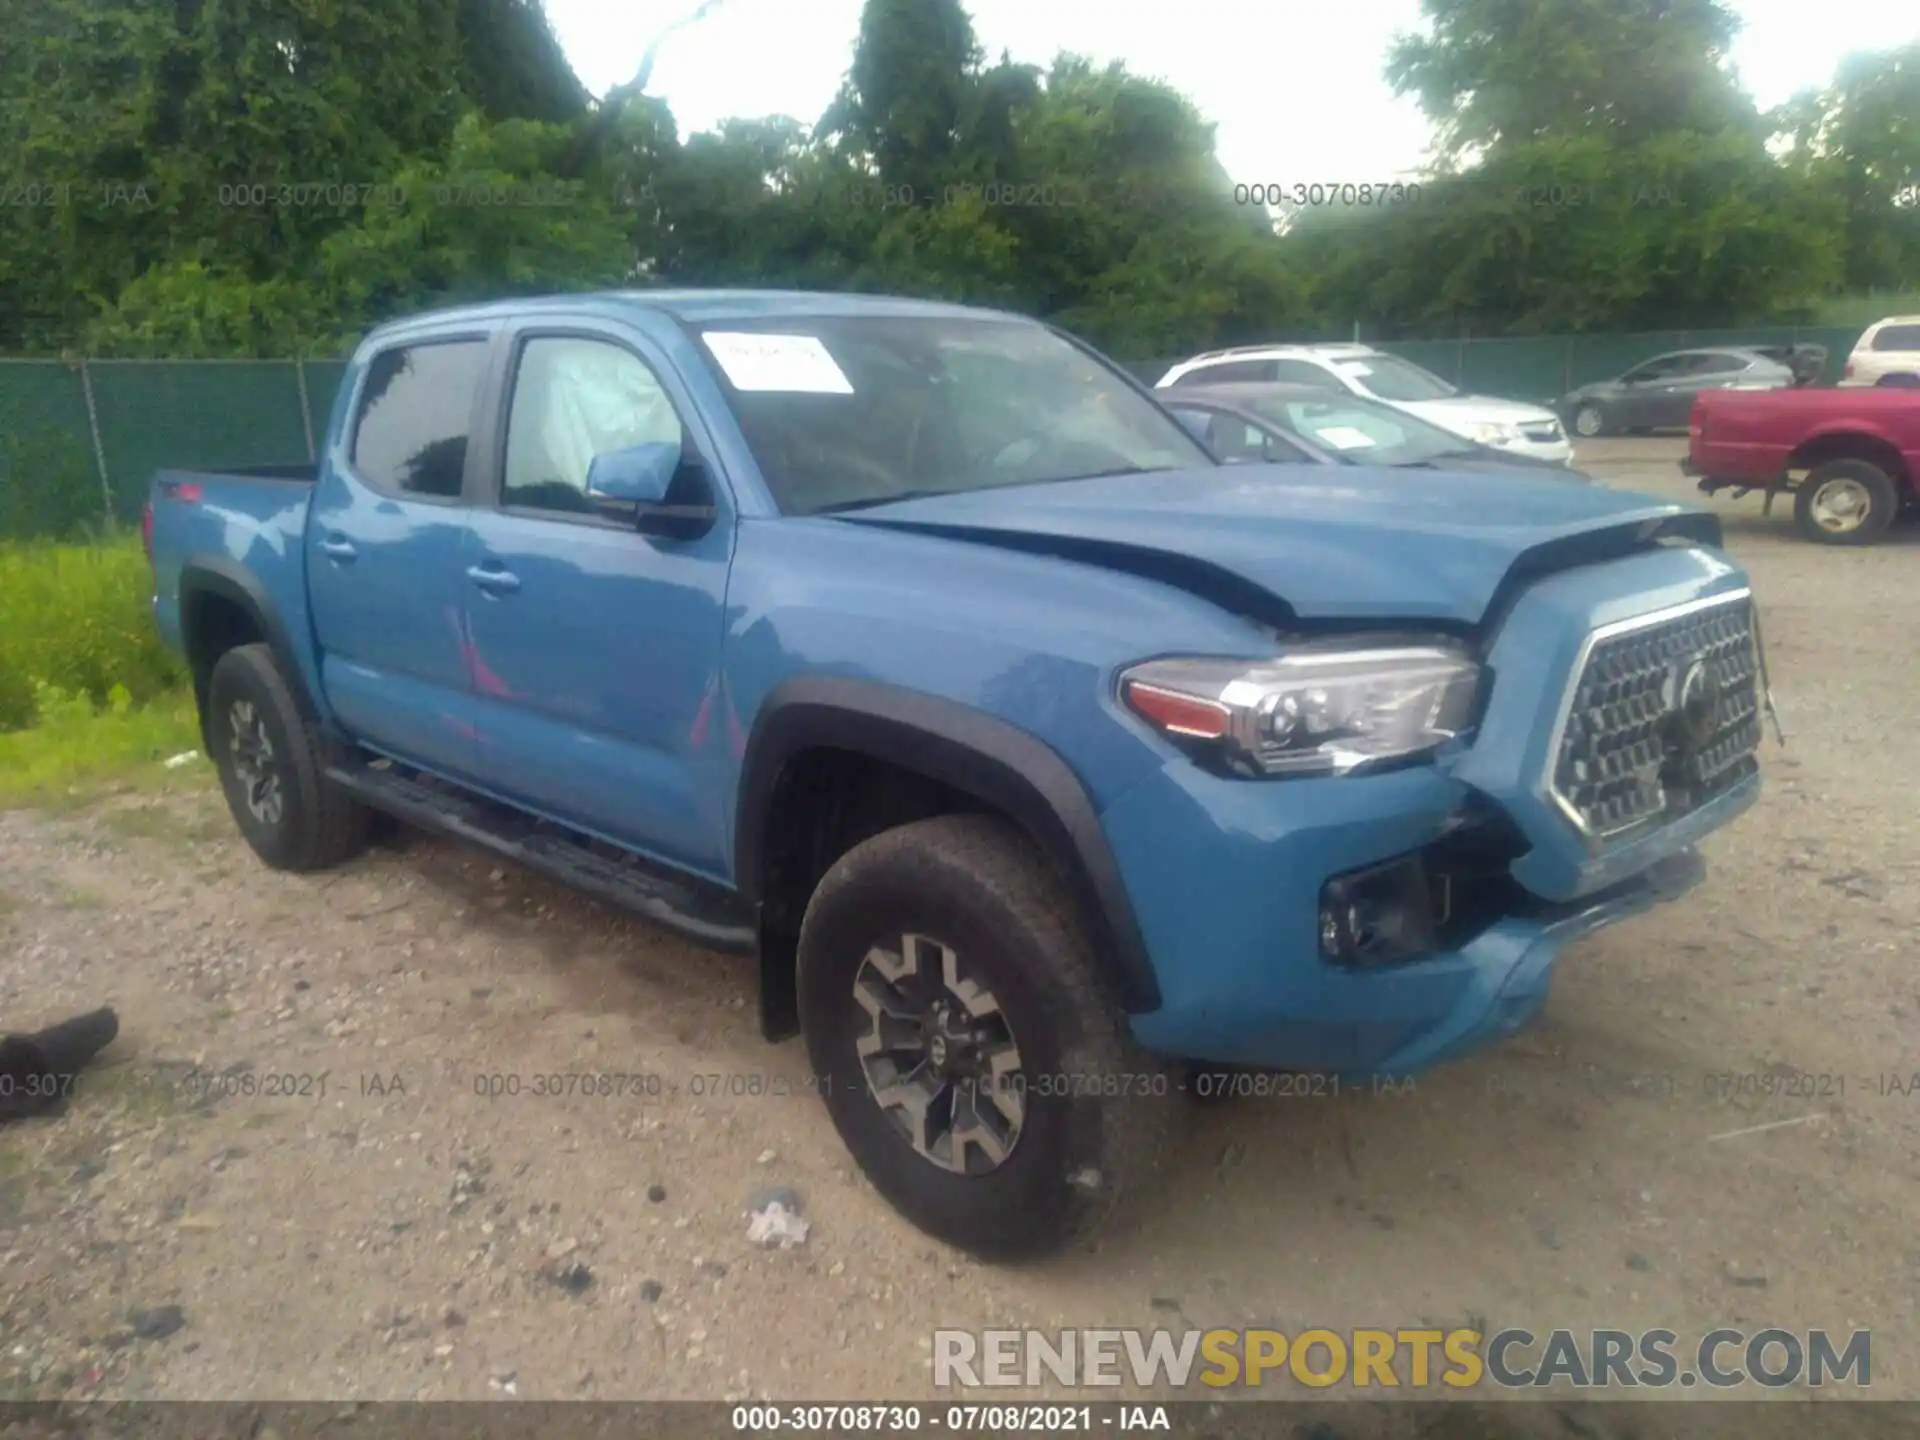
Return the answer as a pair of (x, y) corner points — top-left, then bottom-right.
(1058, 465), (1174, 482)
(1396, 447), (1484, 467)
(815, 487), (963, 514)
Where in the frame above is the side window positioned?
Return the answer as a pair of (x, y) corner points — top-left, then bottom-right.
(1621, 355), (1677, 383)
(350, 340), (489, 498)
(502, 337), (684, 515)
(1870, 324), (1920, 351)
(1184, 359), (1277, 384)
(1268, 359), (1339, 388)
(1689, 354), (1746, 376)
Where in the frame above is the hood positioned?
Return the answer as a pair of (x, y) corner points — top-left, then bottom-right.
(1404, 452), (1593, 480)
(1392, 395), (1562, 428)
(833, 466), (1712, 627)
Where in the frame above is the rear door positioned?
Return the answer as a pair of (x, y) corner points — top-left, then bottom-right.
(1652, 353), (1742, 428)
(307, 333), (492, 778)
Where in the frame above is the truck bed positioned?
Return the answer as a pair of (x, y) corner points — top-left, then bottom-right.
(145, 463), (326, 719)
(1689, 387), (1920, 484)
(156, 462), (319, 486)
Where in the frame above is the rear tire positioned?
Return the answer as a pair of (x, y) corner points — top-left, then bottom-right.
(206, 643), (370, 871)
(1793, 460), (1899, 546)
(796, 814), (1172, 1260)
(1571, 403), (1609, 438)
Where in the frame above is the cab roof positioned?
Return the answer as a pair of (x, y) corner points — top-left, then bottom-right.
(363, 289), (1020, 342)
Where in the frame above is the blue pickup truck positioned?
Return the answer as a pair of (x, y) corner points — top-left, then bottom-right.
(145, 290), (1769, 1259)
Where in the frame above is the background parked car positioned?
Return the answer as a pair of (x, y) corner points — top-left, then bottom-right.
(1163, 382), (1594, 480)
(1156, 343), (1574, 464)
(1841, 316), (1920, 388)
(1557, 348), (1796, 438)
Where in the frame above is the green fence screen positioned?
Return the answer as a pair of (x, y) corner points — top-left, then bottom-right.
(0, 324), (1875, 540)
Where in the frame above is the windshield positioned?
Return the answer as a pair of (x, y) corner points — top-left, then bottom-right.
(1330, 354), (1457, 402)
(693, 316), (1212, 515)
(1238, 393), (1476, 466)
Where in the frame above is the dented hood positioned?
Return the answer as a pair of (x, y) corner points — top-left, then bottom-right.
(834, 465), (1717, 626)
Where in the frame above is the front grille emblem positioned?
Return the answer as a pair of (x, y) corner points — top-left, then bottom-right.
(1668, 653), (1721, 757)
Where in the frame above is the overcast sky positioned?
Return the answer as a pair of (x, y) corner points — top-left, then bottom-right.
(543, 0), (1918, 184)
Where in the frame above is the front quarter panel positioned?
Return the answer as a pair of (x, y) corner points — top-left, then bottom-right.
(718, 515), (1279, 854)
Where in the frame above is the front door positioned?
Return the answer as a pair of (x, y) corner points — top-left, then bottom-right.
(461, 327), (736, 877)
(307, 335), (491, 779)
(1647, 354), (1719, 429)
(1613, 355), (1683, 429)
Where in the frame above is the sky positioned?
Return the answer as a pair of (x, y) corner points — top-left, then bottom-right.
(543, 0), (1920, 184)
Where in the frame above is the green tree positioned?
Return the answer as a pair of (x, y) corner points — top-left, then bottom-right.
(825, 0), (982, 196)
(1291, 131), (1842, 335)
(457, 0), (592, 123)
(1772, 42), (1920, 292)
(1387, 0), (1758, 163)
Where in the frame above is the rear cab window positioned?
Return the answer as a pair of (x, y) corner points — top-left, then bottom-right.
(349, 339), (491, 499)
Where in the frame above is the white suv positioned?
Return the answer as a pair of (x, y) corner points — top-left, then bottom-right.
(1157, 344), (1575, 464)
(1840, 317), (1920, 388)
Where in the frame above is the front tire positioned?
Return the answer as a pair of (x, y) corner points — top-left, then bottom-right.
(206, 643), (370, 871)
(1571, 403), (1609, 438)
(796, 814), (1171, 1260)
(1793, 460), (1899, 546)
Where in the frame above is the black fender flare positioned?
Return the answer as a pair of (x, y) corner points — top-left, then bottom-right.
(734, 676), (1163, 1014)
(177, 559), (321, 742)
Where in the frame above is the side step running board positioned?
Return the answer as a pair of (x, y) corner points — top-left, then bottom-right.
(324, 761), (757, 953)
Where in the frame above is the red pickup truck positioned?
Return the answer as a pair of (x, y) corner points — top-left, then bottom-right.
(1685, 387), (1920, 545)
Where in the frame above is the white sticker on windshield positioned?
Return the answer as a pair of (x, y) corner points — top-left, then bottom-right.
(1314, 426), (1378, 450)
(1331, 362), (1374, 378)
(702, 332), (854, 394)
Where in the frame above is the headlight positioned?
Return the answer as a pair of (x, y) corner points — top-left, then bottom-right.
(1119, 645), (1483, 778)
(1468, 422), (1520, 446)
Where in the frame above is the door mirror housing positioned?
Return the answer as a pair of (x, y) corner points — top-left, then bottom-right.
(586, 441), (679, 506)
(586, 441), (720, 537)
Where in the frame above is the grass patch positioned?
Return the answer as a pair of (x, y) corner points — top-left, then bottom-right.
(0, 539), (184, 730)
(0, 684), (201, 809)
(97, 795), (230, 848)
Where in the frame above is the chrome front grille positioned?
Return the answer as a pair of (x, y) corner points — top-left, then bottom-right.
(1549, 592), (1761, 839)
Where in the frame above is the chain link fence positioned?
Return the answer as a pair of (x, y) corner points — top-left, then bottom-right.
(0, 359), (351, 540)
(0, 328), (1867, 540)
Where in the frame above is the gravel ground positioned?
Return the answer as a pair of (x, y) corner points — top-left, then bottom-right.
(0, 439), (1914, 1430)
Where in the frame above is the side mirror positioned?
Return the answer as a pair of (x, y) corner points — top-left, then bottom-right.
(586, 441), (679, 507)
(586, 441), (719, 537)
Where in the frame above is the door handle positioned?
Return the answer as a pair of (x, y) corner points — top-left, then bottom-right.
(319, 535), (358, 562)
(466, 563), (521, 596)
